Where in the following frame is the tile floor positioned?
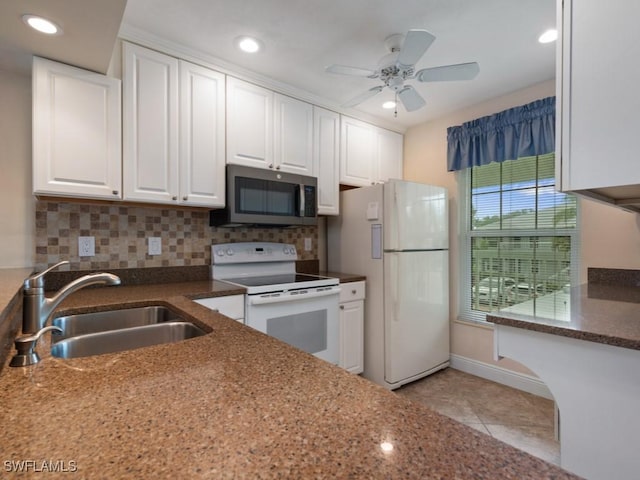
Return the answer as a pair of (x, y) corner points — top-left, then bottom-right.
(395, 368), (560, 466)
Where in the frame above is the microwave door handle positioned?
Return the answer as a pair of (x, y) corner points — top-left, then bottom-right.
(299, 184), (305, 217)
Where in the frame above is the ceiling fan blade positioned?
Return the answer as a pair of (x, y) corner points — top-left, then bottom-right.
(416, 62), (480, 82)
(397, 29), (436, 66)
(326, 64), (377, 77)
(398, 86), (426, 112)
(342, 86), (384, 108)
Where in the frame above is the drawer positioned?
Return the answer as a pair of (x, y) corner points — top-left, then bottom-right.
(339, 281), (365, 303)
(195, 294), (244, 321)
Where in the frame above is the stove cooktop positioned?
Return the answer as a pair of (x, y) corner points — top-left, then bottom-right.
(221, 273), (338, 294)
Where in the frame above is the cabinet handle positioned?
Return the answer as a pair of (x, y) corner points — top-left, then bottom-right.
(352, 290), (357, 295)
(112, 190), (119, 195)
(172, 196), (177, 201)
(183, 196), (188, 201)
(268, 164), (274, 169)
(276, 165), (281, 170)
(340, 305), (344, 310)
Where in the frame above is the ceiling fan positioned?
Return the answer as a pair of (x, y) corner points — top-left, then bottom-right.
(326, 29), (480, 113)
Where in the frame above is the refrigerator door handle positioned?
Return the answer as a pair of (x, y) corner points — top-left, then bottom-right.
(390, 253), (399, 321)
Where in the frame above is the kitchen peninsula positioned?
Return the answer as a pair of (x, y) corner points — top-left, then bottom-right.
(0, 271), (577, 479)
(488, 269), (640, 480)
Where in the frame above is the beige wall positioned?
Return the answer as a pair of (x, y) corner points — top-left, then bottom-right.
(0, 69), (35, 268)
(404, 79), (640, 374)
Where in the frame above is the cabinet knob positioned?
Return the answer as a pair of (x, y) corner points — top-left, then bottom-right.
(276, 165), (281, 170)
(172, 196), (177, 201)
(112, 190), (118, 195)
(340, 305), (344, 310)
(352, 289), (357, 295)
(183, 196), (188, 201)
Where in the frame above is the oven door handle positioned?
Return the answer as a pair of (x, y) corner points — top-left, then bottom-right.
(248, 286), (341, 305)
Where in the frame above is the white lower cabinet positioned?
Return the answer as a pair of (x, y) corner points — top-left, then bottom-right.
(339, 281), (365, 374)
(194, 295), (245, 323)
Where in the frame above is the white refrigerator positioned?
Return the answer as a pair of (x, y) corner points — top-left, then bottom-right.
(327, 180), (449, 390)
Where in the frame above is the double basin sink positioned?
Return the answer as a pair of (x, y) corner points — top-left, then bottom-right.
(51, 306), (207, 359)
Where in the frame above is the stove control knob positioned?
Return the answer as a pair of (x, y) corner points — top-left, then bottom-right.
(216, 249), (225, 257)
(289, 247), (296, 255)
(282, 246), (289, 254)
(226, 248), (234, 256)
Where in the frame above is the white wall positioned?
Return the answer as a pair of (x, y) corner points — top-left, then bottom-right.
(0, 69), (35, 268)
(404, 79), (640, 375)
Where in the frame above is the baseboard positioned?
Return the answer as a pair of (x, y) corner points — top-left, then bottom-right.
(449, 354), (554, 400)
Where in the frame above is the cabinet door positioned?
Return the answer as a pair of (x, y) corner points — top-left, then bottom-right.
(313, 107), (340, 215)
(560, 0), (640, 192)
(376, 128), (403, 183)
(339, 300), (364, 374)
(273, 94), (313, 174)
(340, 116), (375, 187)
(32, 57), (121, 199)
(123, 43), (179, 204)
(179, 61), (226, 207)
(226, 77), (273, 169)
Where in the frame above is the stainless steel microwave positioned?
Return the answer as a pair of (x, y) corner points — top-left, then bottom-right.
(210, 164), (317, 227)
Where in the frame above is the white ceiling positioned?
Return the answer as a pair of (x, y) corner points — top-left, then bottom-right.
(0, 0), (556, 131)
(0, 0), (126, 74)
(121, 0), (557, 130)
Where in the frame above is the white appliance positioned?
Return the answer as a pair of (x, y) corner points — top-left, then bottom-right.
(211, 242), (340, 364)
(328, 180), (449, 389)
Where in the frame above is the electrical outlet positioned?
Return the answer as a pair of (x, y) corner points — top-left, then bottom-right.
(304, 237), (312, 251)
(148, 237), (162, 256)
(78, 236), (95, 257)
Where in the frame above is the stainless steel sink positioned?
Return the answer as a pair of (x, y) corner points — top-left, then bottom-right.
(51, 322), (206, 359)
(49, 306), (207, 359)
(52, 306), (184, 342)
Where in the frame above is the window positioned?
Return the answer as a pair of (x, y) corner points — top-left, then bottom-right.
(460, 153), (578, 322)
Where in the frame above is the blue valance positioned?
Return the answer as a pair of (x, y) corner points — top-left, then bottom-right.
(446, 96), (556, 171)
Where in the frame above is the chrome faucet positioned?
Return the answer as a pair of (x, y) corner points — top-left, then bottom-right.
(22, 261), (121, 334)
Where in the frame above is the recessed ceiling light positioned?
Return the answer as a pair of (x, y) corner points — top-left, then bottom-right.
(538, 29), (558, 44)
(22, 14), (63, 35)
(382, 101), (396, 109)
(235, 36), (263, 53)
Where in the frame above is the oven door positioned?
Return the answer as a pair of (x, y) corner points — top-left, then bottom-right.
(245, 286), (340, 364)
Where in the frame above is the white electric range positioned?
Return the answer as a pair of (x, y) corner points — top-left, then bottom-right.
(211, 242), (340, 364)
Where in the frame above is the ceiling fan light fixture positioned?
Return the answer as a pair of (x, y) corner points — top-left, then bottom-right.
(382, 101), (396, 109)
(22, 14), (62, 35)
(538, 29), (558, 44)
(235, 36), (263, 53)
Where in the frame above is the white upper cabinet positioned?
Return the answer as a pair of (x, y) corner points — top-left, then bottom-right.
(340, 116), (403, 187)
(558, 0), (640, 211)
(274, 93), (313, 174)
(123, 42), (179, 204)
(226, 77), (273, 169)
(227, 77), (313, 175)
(376, 128), (403, 183)
(340, 116), (375, 187)
(123, 42), (225, 207)
(32, 57), (121, 200)
(313, 107), (340, 215)
(179, 60), (225, 207)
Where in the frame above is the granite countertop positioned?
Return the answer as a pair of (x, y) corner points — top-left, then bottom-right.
(319, 270), (366, 283)
(487, 283), (640, 351)
(0, 274), (577, 478)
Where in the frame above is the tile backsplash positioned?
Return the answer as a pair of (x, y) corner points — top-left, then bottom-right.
(35, 200), (318, 271)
